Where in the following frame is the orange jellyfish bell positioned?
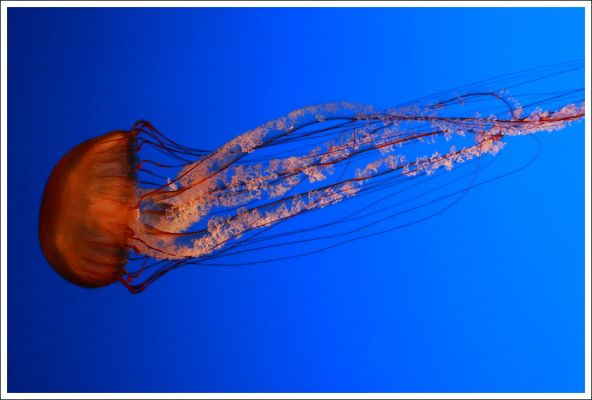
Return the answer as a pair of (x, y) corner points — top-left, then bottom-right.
(39, 130), (139, 288)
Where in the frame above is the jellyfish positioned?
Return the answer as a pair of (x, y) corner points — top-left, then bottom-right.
(38, 62), (585, 293)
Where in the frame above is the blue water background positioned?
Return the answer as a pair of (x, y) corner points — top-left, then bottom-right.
(7, 7), (585, 392)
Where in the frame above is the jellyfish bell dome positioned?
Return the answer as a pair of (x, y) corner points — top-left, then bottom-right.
(38, 130), (139, 288)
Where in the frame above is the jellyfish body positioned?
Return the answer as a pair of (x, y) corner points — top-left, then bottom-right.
(38, 63), (585, 292)
(39, 131), (138, 287)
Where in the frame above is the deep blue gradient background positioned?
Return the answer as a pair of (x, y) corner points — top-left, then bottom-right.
(7, 7), (585, 393)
